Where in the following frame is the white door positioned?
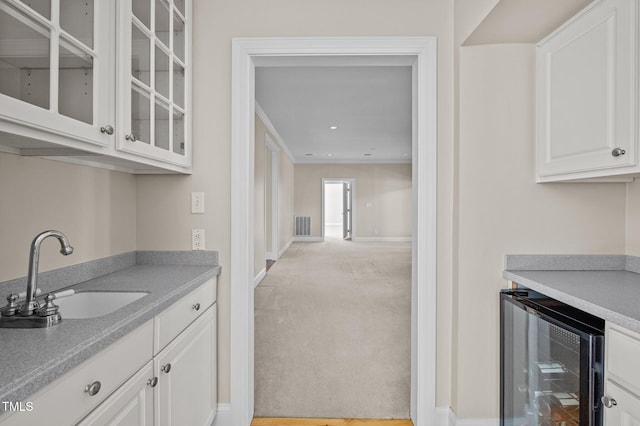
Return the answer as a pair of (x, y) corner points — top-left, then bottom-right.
(342, 181), (352, 240)
(155, 305), (216, 426)
(536, 0), (636, 177)
(603, 381), (640, 425)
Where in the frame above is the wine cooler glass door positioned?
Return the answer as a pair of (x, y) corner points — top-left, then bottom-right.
(501, 292), (604, 426)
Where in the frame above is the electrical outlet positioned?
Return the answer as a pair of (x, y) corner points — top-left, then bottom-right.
(192, 229), (205, 250)
(191, 192), (205, 214)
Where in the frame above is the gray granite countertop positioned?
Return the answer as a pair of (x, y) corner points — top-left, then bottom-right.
(0, 251), (220, 410)
(504, 255), (640, 334)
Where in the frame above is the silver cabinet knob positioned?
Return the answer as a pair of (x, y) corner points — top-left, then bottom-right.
(612, 148), (626, 157)
(125, 133), (137, 142)
(100, 125), (114, 135)
(161, 363), (172, 374)
(602, 395), (618, 408)
(192, 302), (201, 311)
(147, 377), (158, 387)
(84, 381), (101, 396)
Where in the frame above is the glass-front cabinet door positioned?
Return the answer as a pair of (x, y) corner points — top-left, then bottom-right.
(117, 0), (191, 167)
(0, 0), (112, 146)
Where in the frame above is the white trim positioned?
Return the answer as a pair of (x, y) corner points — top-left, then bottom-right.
(294, 236), (323, 242)
(455, 418), (499, 426)
(212, 403), (232, 426)
(435, 407), (499, 426)
(297, 158), (412, 164)
(255, 102), (295, 163)
(278, 237), (294, 258)
(264, 134), (280, 261)
(231, 36), (437, 426)
(253, 267), (266, 288)
(435, 407), (454, 426)
(0, 145), (21, 155)
(352, 237), (412, 243)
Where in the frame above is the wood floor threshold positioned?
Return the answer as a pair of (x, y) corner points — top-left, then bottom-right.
(251, 418), (413, 426)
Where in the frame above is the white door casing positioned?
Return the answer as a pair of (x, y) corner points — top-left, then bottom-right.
(230, 37), (437, 425)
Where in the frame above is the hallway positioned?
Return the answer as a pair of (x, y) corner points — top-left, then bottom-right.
(254, 239), (411, 419)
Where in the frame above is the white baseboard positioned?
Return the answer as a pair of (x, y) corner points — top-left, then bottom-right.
(352, 236), (412, 243)
(211, 403), (232, 426)
(435, 406), (454, 426)
(435, 407), (498, 426)
(295, 236), (323, 242)
(253, 268), (266, 288)
(455, 418), (498, 426)
(278, 237), (294, 257)
(266, 251), (275, 260)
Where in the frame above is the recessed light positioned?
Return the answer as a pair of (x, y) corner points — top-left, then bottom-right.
(403, 154), (410, 157)
(327, 153), (333, 157)
(363, 153), (372, 157)
(329, 126), (338, 130)
(305, 153), (313, 156)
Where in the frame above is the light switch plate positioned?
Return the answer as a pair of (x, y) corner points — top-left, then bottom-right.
(191, 192), (205, 214)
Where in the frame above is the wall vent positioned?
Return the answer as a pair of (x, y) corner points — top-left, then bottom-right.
(295, 216), (311, 236)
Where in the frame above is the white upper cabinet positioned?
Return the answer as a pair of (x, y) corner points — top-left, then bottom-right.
(0, 0), (112, 146)
(0, 0), (192, 174)
(116, 0), (191, 168)
(536, 0), (638, 182)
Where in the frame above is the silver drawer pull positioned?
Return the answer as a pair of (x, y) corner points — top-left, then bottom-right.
(161, 363), (172, 374)
(84, 381), (101, 396)
(612, 147), (626, 157)
(192, 302), (201, 311)
(125, 133), (137, 142)
(602, 395), (618, 408)
(147, 377), (158, 387)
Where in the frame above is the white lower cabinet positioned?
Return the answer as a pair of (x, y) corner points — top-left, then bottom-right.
(155, 305), (217, 426)
(603, 324), (640, 424)
(603, 381), (640, 425)
(0, 278), (217, 426)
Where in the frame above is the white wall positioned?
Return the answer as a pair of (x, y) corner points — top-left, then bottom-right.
(294, 164), (412, 239)
(134, 0), (455, 405)
(0, 152), (137, 282)
(455, 42), (627, 419)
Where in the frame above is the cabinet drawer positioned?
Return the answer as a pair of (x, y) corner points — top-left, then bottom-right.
(154, 278), (216, 354)
(607, 324), (640, 395)
(77, 361), (154, 426)
(0, 320), (153, 426)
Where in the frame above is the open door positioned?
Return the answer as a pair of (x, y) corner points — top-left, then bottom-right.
(342, 181), (352, 240)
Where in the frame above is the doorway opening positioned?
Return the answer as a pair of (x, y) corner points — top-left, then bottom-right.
(230, 37), (437, 426)
(322, 178), (353, 240)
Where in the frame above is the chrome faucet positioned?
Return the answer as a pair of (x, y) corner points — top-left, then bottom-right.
(0, 231), (74, 328)
(20, 230), (74, 316)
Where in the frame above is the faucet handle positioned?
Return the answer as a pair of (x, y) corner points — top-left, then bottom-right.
(37, 293), (59, 317)
(1, 294), (19, 317)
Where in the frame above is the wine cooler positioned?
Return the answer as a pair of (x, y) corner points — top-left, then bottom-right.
(500, 287), (605, 425)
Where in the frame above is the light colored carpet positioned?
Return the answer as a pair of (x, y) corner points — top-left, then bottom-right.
(254, 238), (411, 418)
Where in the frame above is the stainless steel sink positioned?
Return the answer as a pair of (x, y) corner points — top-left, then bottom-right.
(56, 291), (148, 319)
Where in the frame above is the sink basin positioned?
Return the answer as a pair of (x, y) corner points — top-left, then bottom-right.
(56, 291), (149, 319)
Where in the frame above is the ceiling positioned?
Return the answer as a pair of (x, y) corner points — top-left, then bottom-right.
(255, 64), (412, 164)
(463, 0), (593, 45)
